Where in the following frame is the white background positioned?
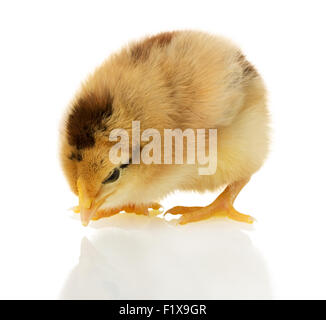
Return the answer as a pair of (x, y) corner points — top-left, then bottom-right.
(0, 0), (325, 299)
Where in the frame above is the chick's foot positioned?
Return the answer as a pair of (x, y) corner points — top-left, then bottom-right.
(121, 203), (162, 216)
(72, 203), (162, 220)
(72, 206), (121, 220)
(92, 207), (123, 220)
(165, 178), (254, 225)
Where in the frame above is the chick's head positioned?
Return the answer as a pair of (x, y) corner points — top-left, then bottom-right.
(60, 92), (136, 226)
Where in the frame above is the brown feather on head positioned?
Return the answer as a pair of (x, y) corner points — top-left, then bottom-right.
(66, 92), (113, 150)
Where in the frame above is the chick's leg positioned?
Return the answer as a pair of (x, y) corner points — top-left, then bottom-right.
(165, 178), (254, 224)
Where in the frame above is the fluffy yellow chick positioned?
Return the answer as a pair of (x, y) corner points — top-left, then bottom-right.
(59, 31), (269, 226)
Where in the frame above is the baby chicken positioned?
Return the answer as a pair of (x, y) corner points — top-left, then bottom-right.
(59, 31), (269, 226)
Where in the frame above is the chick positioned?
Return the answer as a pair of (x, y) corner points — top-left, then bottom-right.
(59, 31), (269, 226)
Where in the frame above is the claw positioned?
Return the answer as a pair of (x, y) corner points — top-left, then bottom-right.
(72, 205), (80, 213)
(151, 203), (162, 210)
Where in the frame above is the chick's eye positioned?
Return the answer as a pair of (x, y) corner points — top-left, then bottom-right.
(102, 168), (120, 184)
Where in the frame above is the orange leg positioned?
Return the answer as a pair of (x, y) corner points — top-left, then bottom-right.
(165, 178), (254, 225)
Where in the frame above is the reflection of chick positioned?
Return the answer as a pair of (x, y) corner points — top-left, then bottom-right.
(60, 220), (272, 299)
(60, 31), (269, 226)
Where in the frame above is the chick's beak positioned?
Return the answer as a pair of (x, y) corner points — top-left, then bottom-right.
(79, 200), (96, 227)
(76, 178), (114, 227)
(77, 178), (97, 227)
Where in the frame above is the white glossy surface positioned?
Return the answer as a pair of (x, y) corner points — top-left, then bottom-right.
(0, 0), (325, 299)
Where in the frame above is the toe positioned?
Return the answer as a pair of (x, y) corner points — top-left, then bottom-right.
(165, 206), (201, 215)
(134, 206), (149, 215)
(228, 208), (255, 224)
(151, 203), (162, 210)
